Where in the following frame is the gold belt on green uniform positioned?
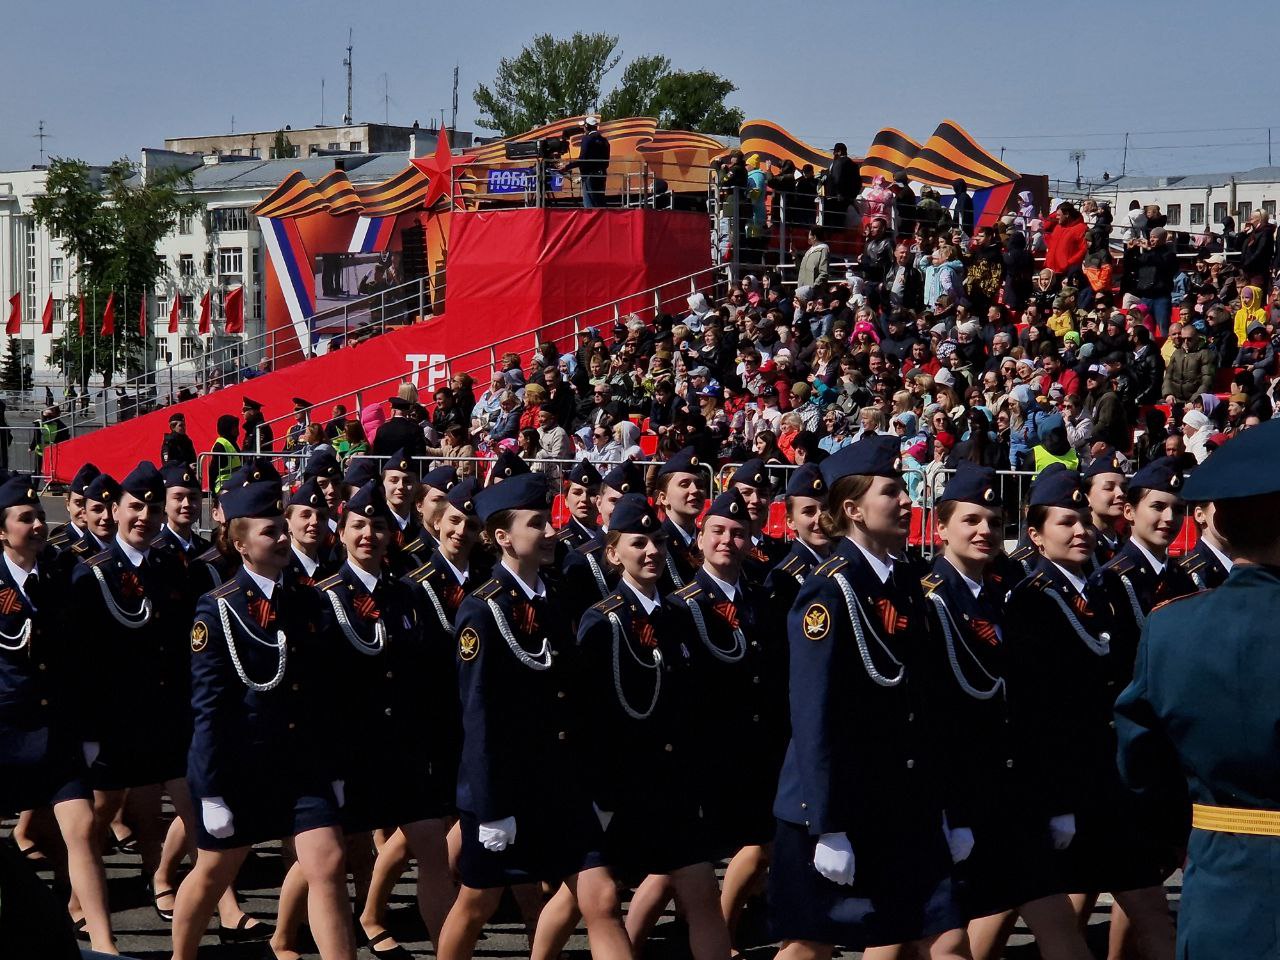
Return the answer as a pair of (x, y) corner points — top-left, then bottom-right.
(1192, 803), (1280, 837)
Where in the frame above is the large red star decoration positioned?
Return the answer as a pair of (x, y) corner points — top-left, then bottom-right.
(411, 128), (475, 212)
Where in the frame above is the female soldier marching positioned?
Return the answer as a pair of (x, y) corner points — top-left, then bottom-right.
(1003, 464), (1175, 960)
(764, 463), (833, 616)
(769, 435), (967, 959)
(169, 478), (354, 960)
(0, 474), (115, 952)
(653, 447), (707, 591)
(921, 463), (1092, 960)
(315, 479), (460, 955)
(438, 472), (633, 960)
(561, 462), (644, 628)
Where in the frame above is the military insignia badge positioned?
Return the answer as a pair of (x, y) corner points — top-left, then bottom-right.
(191, 620), (209, 653)
(803, 603), (830, 641)
(459, 626), (480, 661)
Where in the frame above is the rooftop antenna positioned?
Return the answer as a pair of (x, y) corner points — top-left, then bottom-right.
(342, 28), (353, 125)
(451, 65), (459, 133)
(382, 73), (390, 125)
(321, 77), (325, 126)
(33, 121), (50, 164)
(231, 114), (235, 134)
(1069, 149), (1086, 188)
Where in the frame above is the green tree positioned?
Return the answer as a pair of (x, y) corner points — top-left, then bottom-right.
(652, 70), (745, 135)
(33, 157), (201, 388)
(0, 339), (25, 392)
(271, 129), (295, 160)
(475, 35), (744, 138)
(474, 33), (622, 136)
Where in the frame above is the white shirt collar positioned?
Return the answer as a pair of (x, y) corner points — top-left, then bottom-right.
(346, 558), (380, 593)
(88, 529), (109, 549)
(4, 554), (36, 600)
(943, 558), (983, 598)
(327, 516), (338, 532)
(392, 510), (410, 530)
(1052, 561), (1088, 596)
(244, 566), (279, 600)
(852, 539), (894, 584)
(702, 569), (739, 603)
(441, 554), (470, 585)
(1131, 538), (1167, 575)
(115, 534), (148, 568)
(1203, 537), (1234, 572)
(622, 577), (662, 615)
(291, 545), (319, 577)
(669, 519), (694, 545)
(502, 561), (547, 600)
(166, 524), (192, 551)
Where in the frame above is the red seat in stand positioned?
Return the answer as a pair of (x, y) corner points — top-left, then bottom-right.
(908, 506), (942, 548)
(764, 500), (788, 539)
(551, 494), (570, 529)
(1168, 517), (1198, 557)
(639, 433), (659, 456)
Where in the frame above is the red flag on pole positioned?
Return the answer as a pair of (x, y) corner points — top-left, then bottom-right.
(5, 294), (19, 335)
(223, 285), (244, 334)
(168, 293), (181, 334)
(101, 292), (116, 336)
(138, 292), (147, 337)
(78, 295), (86, 336)
(41, 293), (53, 334)
(198, 289), (211, 334)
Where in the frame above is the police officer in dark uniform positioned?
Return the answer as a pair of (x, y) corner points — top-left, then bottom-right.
(557, 460), (602, 552)
(561, 461), (643, 628)
(68, 472), (119, 563)
(344, 455), (380, 499)
(0, 473), (115, 951)
(438, 472), (632, 960)
(49, 461), (100, 550)
(194, 461), (281, 589)
(401, 465), (459, 569)
(71, 462), (206, 923)
(381, 448), (423, 568)
(1116, 419), (1280, 960)
(1002, 464), (1177, 958)
(317, 479), (459, 952)
(301, 448), (345, 568)
(1082, 448), (1129, 571)
(728, 458), (787, 584)
(921, 463), (1092, 960)
(575, 494), (730, 958)
(284, 477), (335, 586)
(485, 449), (531, 486)
(407, 478), (486, 637)
(770, 436), (966, 959)
(151, 461), (209, 565)
(764, 463), (832, 616)
(670, 487), (788, 950)
(653, 447), (706, 592)
(1173, 499), (1234, 592)
(169, 478), (353, 960)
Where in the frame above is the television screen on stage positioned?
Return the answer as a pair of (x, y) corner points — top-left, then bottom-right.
(312, 251), (403, 332)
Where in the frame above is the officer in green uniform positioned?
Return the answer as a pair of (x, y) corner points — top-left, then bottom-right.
(1116, 419), (1280, 959)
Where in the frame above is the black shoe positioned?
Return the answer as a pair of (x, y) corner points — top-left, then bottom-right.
(218, 915), (274, 943)
(367, 930), (414, 958)
(73, 918), (89, 942)
(152, 886), (177, 923)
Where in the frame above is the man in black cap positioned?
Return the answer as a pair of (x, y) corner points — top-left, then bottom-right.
(240, 397), (273, 454)
(1116, 419), (1280, 960)
(824, 142), (861, 228)
(282, 398), (312, 459)
(160, 413), (197, 466)
(372, 396), (426, 461)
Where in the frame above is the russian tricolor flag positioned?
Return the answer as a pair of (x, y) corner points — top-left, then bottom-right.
(348, 216), (396, 254)
(259, 215), (315, 350)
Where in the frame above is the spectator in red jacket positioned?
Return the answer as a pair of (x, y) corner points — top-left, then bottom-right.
(1044, 202), (1088, 279)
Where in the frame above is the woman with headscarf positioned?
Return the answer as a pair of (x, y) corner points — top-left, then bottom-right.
(1180, 410), (1214, 463)
(613, 420), (643, 462)
(359, 403), (386, 447)
(1233, 285), (1266, 343)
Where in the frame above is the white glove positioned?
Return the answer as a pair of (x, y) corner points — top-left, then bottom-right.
(478, 816), (517, 852)
(1048, 813), (1076, 850)
(82, 742), (100, 767)
(331, 780), (345, 808)
(945, 825), (975, 863)
(813, 832), (856, 885)
(201, 797), (235, 839)
(593, 804), (613, 831)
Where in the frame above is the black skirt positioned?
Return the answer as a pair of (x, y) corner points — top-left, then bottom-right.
(195, 778), (341, 851)
(456, 805), (606, 890)
(603, 801), (717, 882)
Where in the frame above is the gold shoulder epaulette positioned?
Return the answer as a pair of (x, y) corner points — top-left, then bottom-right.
(474, 578), (502, 601)
(316, 573), (344, 591)
(406, 561), (435, 583)
(210, 579), (241, 599)
(591, 594), (626, 614)
(84, 550), (113, 568)
(1150, 591), (1205, 616)
(814, 555), (848, 578)
(921, 573), (943, 596)
(674, 582), (703, 601)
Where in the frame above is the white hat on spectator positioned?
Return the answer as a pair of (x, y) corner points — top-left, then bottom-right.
(687, 292), (712, 316)
(1206, 253), (1227, 264)
(584, 115), (600, 128)
(934, 368), (956, 387)
(1182, 410), (1211, 432)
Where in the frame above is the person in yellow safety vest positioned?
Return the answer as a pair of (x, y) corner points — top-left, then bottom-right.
(206, 414), (242, 494)
(1031, 411), (1080, 475)
(30, 405), (66, 477)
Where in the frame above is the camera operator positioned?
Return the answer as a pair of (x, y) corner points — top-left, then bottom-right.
(561, 115), (610, 209)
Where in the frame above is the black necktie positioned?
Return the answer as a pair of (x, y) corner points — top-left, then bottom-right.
(25, 572), (43, 609)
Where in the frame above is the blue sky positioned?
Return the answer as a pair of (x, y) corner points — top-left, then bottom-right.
(4, 0), (1276, 181)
